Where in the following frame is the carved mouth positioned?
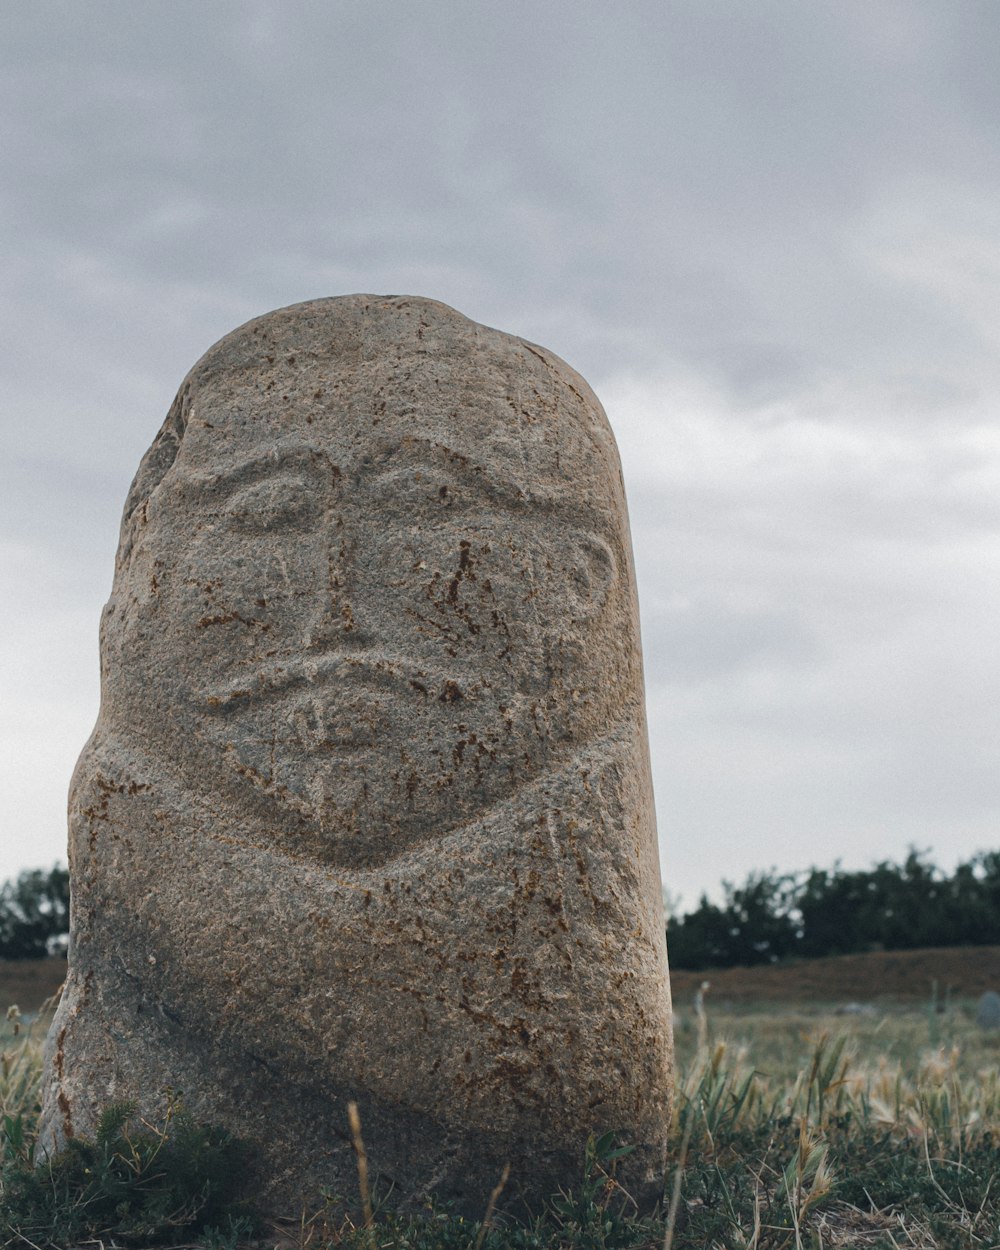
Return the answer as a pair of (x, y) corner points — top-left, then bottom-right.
(199, 653), (468, 746)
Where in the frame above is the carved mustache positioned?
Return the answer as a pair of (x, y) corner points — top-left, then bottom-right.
(201, 653), (468, 718)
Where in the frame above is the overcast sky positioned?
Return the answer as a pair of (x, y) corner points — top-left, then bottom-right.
(2, 1), (998, 909)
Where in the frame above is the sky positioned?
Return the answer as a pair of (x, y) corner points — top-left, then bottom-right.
(1, 1), (998, 911)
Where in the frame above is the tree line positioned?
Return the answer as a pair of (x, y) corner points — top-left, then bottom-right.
(668, 849), (1000, 970)
(0, 865), (69, 959)
(3, 851), (1000, 967)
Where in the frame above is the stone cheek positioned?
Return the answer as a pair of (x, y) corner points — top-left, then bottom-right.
(40, 295), (673, 1216)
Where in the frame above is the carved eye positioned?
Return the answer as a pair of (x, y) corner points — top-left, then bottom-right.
(223, 477), (318, 532)
(366, 466), (460, 510)
(565, 534), (617, 616)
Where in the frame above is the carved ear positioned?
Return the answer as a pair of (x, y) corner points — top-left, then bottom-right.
(566, 533), (617, 618)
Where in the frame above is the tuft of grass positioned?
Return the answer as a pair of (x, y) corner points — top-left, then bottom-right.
(5, 991), (1000, 1247)
(1, 1095), (256, 1247)
(1, 1006), (43, 1139)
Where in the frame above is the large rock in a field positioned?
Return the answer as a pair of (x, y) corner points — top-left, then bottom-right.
(39, 296), (673, 1216)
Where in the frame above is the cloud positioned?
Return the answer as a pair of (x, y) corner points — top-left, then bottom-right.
(0, 540), (100, 881)
(601, 366), (1000, 904)
(1, 0), (998, 901)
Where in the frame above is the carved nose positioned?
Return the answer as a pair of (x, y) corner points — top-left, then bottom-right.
(304, 539), (365, 649)
(305, 600), (360, 649)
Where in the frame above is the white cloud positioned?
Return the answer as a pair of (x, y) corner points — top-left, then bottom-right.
(602, 370), (1000, 904)
(0, 541), (101, 882)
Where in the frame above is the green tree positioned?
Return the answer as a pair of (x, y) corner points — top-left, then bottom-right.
(0, 865), (70, 959)
(668, 870), (797, 970)
(669, 849), (1000, 970)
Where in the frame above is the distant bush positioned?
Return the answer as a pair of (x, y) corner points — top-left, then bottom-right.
(668, 849), (1000, 970)
(0, 866), (70, 959)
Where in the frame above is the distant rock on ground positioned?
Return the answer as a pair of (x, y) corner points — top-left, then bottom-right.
(976, 990), (1000, 1030)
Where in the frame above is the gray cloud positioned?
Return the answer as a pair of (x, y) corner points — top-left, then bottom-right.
(2, 0), (998, 903)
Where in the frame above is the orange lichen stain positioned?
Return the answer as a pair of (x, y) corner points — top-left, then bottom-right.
(196, 612), (268, 631)
(53, 1025), (67, 1081)
(57, 1090), (74, 1140)
(205, 691), (250, 707)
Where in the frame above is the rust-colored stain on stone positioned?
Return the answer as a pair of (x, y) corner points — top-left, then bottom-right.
(39, 295), (673, 1217)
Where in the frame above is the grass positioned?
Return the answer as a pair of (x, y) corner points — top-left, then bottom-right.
(4, 989), (1000, 1248)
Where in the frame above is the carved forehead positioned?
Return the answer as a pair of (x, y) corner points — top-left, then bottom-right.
(125, 296), (626, 534)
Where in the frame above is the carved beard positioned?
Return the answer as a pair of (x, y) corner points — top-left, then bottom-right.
(191, 656), (561, 868)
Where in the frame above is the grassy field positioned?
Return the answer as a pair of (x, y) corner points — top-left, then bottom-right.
(4, 951), (1000, 1248)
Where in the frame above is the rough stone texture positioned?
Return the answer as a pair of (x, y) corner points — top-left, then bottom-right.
(976, 991), (1000, 1030)
(40, 296), (673, 1217)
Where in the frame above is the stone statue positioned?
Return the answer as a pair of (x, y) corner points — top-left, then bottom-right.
(40, 296), (673, 1216)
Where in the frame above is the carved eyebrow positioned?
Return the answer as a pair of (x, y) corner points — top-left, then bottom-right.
(359, 441), (620, 536)
(362, 439), (526, 506)
(176, 437), (608, 527)
(177, 443), (332, 492)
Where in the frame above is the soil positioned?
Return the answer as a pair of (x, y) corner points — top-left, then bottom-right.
(4, 946), (999, 1015)
(0, 957), (66, 1014)
(669, 945), (1000, 1006)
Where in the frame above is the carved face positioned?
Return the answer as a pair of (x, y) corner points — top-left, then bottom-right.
(107, 314), (633, 867)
